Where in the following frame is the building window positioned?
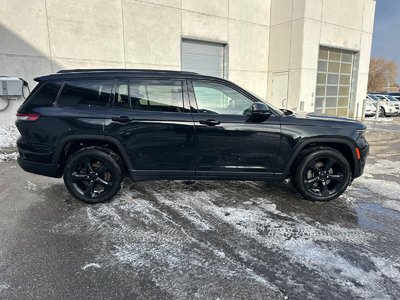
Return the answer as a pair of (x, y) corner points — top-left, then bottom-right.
(315, 48), (355, 117)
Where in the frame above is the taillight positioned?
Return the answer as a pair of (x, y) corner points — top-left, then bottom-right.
(16, 113), (40, 121)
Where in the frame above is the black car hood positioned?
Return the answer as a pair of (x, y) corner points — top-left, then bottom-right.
(282, 112), (366, 129)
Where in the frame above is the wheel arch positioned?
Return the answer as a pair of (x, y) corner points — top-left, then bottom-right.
(53, 135), (133, 173)
(281, 137), (358, 179)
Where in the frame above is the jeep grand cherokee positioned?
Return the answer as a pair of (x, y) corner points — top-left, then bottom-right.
(16, 69), (369, 203)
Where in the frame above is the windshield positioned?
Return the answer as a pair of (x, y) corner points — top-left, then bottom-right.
(386, 95), (399, 101)
(368, 95), (379, 101)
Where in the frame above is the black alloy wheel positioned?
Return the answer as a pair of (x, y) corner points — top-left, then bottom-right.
(294, 148), (351, 201)
(63, 149), (122, 203)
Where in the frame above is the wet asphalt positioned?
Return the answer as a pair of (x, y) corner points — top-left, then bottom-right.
(0, 118), (399, 299)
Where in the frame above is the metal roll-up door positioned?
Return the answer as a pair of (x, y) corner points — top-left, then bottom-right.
(181, 39), (225, 78)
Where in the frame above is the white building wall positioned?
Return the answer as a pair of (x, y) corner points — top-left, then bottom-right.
(0, 0), (270, 126)
(0, 0), (375, 126)
(268, 0), (375, 118)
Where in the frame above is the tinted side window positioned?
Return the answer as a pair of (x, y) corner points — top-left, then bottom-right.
(129, 80), (184, 112)
(192, 81), (253, 115)
(27, 81), (62, 106)
(57, 80), (113, 109)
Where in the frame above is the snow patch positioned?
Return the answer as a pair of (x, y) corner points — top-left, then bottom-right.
(0, 152), (18, 162)
(365, 117), (394, 122)
(82, 263), (101, 270)
(383, 200), (400, 213)
(0, 284), (9, 292)
(154, 192), (214, 231)
(284, 241), (399, 299)
(364, 159), (400, 176)
(212, 205), (368, 246)
(355, 178), (400, 200)
(25, 181), (38, 191)
(0, 125), (19, 147)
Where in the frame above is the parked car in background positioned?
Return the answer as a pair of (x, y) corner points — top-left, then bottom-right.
(387, 92), (400, 97)
(364, 100), (377, 117)
(375, 94), (400, 116)
(367, 94), (398, 117)
(15, 69), (369, 203)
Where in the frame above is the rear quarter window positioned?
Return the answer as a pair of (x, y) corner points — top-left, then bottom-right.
(56, 79), (113, 109)
(25, 81), (62, 107)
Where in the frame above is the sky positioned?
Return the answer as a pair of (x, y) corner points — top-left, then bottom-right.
(371, 0), (400, 82)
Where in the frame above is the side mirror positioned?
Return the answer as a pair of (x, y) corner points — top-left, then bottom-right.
(251, 102), (271, 117)
(280, 109), (294, 116)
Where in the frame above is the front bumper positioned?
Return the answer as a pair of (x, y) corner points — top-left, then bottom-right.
(354, 138), (369, 178)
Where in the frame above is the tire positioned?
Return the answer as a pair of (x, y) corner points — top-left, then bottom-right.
(379, 107), (385, 117)
(293, 148), (351, 202)
(63, 148), (123, 204)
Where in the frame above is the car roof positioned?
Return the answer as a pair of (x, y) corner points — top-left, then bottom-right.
(34, 69), (221, 82)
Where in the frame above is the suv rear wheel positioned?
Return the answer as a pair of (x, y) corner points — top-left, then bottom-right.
(63, 148), (123, 204)
(293, 148), (351, 201)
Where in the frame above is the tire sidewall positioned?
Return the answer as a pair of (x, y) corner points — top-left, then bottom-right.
(295, 149), (351, 202)
(63, 149), (122, 204)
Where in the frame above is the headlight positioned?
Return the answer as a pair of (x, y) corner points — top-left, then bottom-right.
(357, 129), (366, 139)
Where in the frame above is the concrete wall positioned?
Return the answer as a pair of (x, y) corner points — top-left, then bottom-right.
(0, 0), (375, 126)
(268, 0), (375, 118)
(0, 0), (270, 126)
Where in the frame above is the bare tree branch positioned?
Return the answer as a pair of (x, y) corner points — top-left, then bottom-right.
(368, 57), (398, 92)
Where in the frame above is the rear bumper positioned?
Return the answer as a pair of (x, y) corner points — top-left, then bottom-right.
(17, 156), (61, 178)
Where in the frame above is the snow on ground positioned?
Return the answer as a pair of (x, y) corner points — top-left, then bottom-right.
(0, 284), (9, 293)
(81, 263), (101, 270)
(365, 117), (394, 122)
(364, 159), (400, 175)
(24, 181), (38, 191)
(383, 200), (400, 213)
(51, 177), (400, 299)
(0, 152), (18, 162)
(0, 125), (19, 148)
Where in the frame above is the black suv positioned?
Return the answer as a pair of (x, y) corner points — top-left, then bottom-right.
(16, 69), (369, 203)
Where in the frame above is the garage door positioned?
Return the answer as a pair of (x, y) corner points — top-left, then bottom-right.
(315, 47), (355, 117)
(181, 39), (226, 78)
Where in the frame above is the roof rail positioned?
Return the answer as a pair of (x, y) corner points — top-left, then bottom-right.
(56, 69), (199, 75)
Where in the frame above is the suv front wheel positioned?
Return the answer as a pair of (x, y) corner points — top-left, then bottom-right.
(293, 148), (351, 201)
(63, 148), (123, 204)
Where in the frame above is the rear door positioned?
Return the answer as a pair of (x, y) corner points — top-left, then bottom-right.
(188, 79), (281, 178)
(105, 78), (196, 178)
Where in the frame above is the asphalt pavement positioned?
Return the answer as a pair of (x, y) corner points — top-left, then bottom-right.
(0, 118), (399, 299)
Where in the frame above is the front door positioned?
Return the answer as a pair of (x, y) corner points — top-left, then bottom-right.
(105, 78), (196, 178)
(189, 80), (281, 178)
